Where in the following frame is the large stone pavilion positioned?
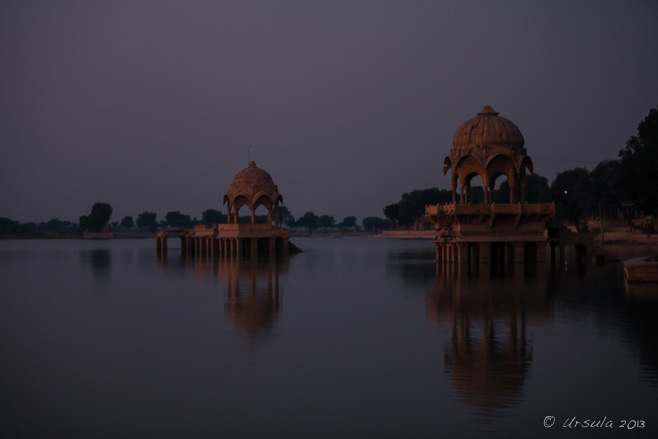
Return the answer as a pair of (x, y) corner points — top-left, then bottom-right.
(425, 106), (555, 265)
(156, 161), (299, 257)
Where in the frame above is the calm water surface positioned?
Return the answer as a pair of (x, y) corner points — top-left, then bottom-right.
(1, 237), (657, 438)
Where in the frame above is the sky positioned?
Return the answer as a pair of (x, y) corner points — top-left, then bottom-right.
(1, 0), (657, 224)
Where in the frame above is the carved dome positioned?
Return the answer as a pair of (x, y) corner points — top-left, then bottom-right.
(223, 161), (283, 225)
(452, 105), (525, 151)
(444, 106), (533, 204)
(226, 161), (279, 197)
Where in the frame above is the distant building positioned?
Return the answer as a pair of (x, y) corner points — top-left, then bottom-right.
(82, 222), (114, 239)
(156, 161), (300, 257)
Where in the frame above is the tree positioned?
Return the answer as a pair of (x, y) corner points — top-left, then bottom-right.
(278, 205), (294, 227)
(383, 204), (399, 222)
(165, 211), (192, 228)
(296, 211), (319, 234)
(136, 211), (158, 232)
(618, 106), (658, 215)
(386, 188), (453, 225)
(550, 168), (592, 232)
(201, 209), (226, 225)
(318, 215), (335, 230)
(362, 216), (390, 232)
(495, 173), (550, 203)
(340, 216), (357, 229)
(119, 216), (135, 230)
(79, 202), (112, 232)
(0, 218), (30, 235)
(39, 218), (74, 233)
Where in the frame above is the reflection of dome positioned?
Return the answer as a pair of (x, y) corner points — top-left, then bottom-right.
(452, 105), (525, 151)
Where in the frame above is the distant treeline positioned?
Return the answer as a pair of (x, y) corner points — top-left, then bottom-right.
(1, 205), (391, 238)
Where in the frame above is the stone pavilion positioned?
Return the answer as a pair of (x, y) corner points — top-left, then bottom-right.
(425, 106), (555, 265)
(156, 161), (299, 257)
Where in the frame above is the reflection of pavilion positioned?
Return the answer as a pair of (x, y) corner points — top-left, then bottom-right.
(219, 257), (287, 348)
(157, 251), (287, 350)
(156, 161), (301, 258)
(425, 106), (555, 266)
(427, 268), (553, 418)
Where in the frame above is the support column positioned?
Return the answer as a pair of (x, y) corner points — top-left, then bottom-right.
(250, 238), (258, 257)
(535, 242), (547, 263)
(513, 243), (525, 264)
(479, 243), (491, 264)
(457, 243), (468, 264)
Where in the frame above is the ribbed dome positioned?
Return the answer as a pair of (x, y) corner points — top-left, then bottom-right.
(452, 105), (524, 150)
(226, 161), (278, 196)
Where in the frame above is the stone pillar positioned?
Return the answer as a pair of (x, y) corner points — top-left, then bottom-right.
(513, 243), (525, 264)
(479, 243), (490, 264)
(535, 242), (547, 263)
(457, 243), (468, 264)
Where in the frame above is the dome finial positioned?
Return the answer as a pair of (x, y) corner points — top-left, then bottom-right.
(477, 105), (499, 116)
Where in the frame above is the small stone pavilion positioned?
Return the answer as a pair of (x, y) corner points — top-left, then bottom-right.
(156, 161), (298, 257)
(425, 106), (555, 265)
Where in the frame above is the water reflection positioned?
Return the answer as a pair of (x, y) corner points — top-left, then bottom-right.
(157, 253), (288, 351)
(428, 264), (553, 422)
(79, 249), (112, 294)
(219, 257), (287, 350)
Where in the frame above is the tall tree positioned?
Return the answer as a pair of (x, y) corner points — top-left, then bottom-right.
(80, 202), (113, 232)
(550, 168), (592, 232)
(618, 106), (658, 215)
(201, 209), (226, 225)
(386, 188), (453, 225)
(340, 216), (357, 229)
(119, 216), (135, 230)
(165, 211), (192, 228)
(296, 211), (319, 234)
(496, 173), (550, 203)
(318, 215), (335, 230)
(362, 217), (390, 231)
(278, 205), (294, 227)
(136, 211), (158, 232)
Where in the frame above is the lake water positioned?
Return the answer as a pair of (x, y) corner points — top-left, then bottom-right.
(1, 237), (657, 438)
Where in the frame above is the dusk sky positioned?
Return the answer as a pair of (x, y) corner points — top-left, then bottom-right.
(1, 0), (657, 224)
